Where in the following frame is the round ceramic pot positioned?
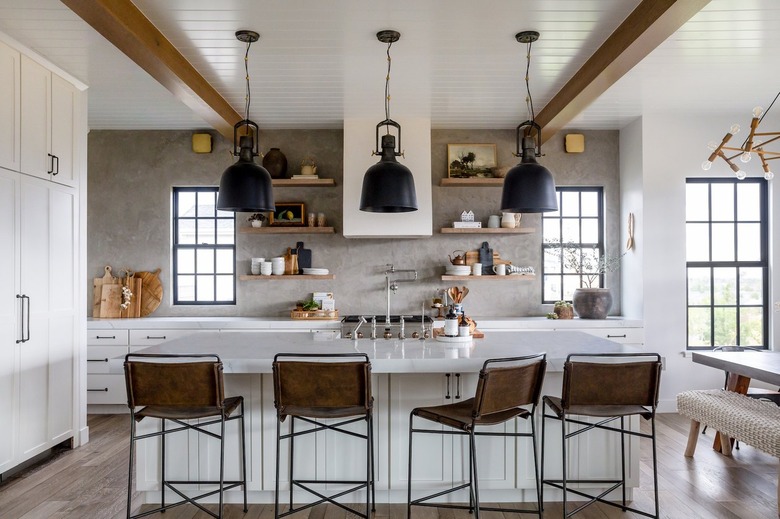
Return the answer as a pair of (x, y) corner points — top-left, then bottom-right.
(262, 148), (288, 178)
(572, 288), (612, 319)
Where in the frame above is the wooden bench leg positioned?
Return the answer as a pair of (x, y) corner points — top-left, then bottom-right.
(720, 433), (733, 457)
(685, 419), (701, 457)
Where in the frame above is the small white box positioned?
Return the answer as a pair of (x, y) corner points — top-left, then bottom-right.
(321, 299), (336, 311)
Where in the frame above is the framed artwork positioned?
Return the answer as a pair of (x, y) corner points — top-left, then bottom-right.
(447, 143), (497, 178)
(269, 202), (306, 226)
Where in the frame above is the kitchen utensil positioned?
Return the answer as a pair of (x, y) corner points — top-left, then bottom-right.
(478, 242), (493, 275)
(92, 265), (119, 316)
(296, 241), (312, 272)
(99, 283), (122, 318)
(284, 248), (298, 275)
(460, 287), (469, 300)
(493, 264), (507, 275)
(135, 269), (163, 317)
(122, 270), (143, 318)
(448, 250), (467, 265)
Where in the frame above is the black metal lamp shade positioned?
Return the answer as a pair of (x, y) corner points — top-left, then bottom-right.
(216, 122), (275, 212)
(360, 127), (418, 213)
(500, 134), (558, 213)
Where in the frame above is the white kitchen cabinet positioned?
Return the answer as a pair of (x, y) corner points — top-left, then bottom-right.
(0, 40), (20, 173)
(20, 56), (78, 187)
(0, 168), (78, 472)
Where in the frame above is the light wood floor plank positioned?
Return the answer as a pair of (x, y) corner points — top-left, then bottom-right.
(0, 413), (778, 518)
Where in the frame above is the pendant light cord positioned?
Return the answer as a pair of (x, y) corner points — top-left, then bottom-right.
(741, 90), (779, 149)
(384, 40), (393, 134)
(525, 39), (535, 125)
(243, 39), (253, 134)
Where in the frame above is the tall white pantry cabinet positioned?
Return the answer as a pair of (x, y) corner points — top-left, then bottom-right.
(0, 35), (87, 476)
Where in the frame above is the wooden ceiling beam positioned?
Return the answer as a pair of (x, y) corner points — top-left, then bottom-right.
(536, 0), (711, 143)
(61, 0), (241, 140)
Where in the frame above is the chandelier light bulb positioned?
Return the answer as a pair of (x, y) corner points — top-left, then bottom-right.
(765, 170), (774, 180)
(729, 124), (741, 135)
(701, 160), (712, 170)
(753, 106), (764, 118)
(735, 170), (747, 180)
(707, 140), (719, 151)
(740, 151), (752, 163)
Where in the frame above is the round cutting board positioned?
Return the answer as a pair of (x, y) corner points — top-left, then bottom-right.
(135, 268), (162, 317)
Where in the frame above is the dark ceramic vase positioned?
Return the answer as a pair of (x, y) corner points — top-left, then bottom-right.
(572, 288), (612, 319)
(262, 148), (288, 178)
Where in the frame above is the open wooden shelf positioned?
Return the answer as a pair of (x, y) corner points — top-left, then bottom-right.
(440, 178), (503, 187)
(240, 226), (336, 235)
(240, 274), (335, 281)
(441, 275), (536, 281)
(272, 178), (336, 187)
(440, 227), (535, 234)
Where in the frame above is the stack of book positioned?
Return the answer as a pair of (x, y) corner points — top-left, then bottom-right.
(291, 174), (319, 180)
(453, 221), (482, 228)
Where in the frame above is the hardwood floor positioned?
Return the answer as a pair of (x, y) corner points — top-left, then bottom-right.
(0, 413), (776, 518)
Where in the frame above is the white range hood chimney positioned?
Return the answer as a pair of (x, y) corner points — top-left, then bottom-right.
(342, 117), (432, 238)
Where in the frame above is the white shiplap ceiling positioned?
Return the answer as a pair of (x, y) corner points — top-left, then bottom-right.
(0, 0), (778, 132)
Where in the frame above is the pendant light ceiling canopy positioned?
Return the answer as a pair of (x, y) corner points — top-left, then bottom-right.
(359, 30), (418, 213)
(500, 31), (558, 214)
(217, 30), (275, 213)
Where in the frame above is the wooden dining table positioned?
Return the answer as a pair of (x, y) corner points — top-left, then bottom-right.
(692, 350), (780, 451)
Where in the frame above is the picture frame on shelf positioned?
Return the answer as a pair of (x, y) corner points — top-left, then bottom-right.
(269, 202), (306, 226)
(447, 143), (497, 178)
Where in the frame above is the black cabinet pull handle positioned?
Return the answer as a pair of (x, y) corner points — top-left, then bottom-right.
(52, 154), (59, 175)
(87, 388), (109, 392)
(607, 334), (627, 338)
(87, 358), (109, 363)
(145, 335), (167, 340)
(455, 373), (461, 400)
(95, 335), (117, 340)
(47, 153), (54, 174)
(445, 373), (451, 399)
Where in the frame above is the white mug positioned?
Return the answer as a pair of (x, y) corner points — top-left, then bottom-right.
(271, 257), (285, 275)
(472, 262), (482, 276)
(260, 261), (272, 276)
(487, 215), (500, 228)
(250, 264), (261, 275)
(492, 264), (506, 276)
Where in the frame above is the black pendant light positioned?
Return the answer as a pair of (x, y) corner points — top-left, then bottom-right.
(217, 30), (275, 212)
(359, 30), (418, 213)
(500, 31), (558, 213)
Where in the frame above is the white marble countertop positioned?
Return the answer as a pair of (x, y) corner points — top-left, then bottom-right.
(135, 330), (640, 374)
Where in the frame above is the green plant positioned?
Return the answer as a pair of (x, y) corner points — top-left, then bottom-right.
(545, 312), (559, 320)
(246, 213), (266, 222)
(548, 241), (625, 288)
(301, 299), (319, 311)
(554, 300), (572, 308)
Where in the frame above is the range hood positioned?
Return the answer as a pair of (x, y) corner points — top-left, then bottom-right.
(342, 117), (432, 238)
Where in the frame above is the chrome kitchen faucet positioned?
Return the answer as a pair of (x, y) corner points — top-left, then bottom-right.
(385, 264), (417, 325)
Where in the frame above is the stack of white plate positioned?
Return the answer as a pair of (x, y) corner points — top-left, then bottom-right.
(445, 265), (472, 276)
(302, 268), (329, 275)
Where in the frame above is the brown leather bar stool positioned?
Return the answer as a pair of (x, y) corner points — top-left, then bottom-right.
(541, 353), (662, 518)
(123, 353), (247, 519)
(407, 353), (547, 519)
(272, 353), (374, 519)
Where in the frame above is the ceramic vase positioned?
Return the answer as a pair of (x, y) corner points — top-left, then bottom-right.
(572, 288), (612, 319)
(262, 148), (288, 178)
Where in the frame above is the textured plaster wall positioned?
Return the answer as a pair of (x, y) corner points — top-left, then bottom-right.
(88, 128), (620, 318)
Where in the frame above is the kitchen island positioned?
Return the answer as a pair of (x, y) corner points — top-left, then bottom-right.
(127, 329), (647, 506)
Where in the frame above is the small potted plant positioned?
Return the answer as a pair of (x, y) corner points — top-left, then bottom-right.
(247, 213), (267, 228)
(553, 300), (574, 319)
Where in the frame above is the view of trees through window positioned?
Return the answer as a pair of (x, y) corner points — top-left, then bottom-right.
(685, 178), (767, 348)
(172, 187), (236, 305)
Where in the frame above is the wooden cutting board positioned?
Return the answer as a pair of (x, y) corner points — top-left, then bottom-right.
(92, 265), (119, 317)
(123, 277), (143, 318)
(464, 250), (511, 266)
(135, 269), (162, 317)
(99, 283), (122, 318)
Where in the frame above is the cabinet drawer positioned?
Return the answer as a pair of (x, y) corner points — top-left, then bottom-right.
(582, 327), (644, 344)
(87, 374), (127, 405)
(129, 329), (197, 346)
(87, 329), (129, 346)
(86, 345), (128, 374)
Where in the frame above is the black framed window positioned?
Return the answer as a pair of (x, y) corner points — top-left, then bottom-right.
(541, 187), (604, 303)
(686, 178), (768, 349)
(172, 187), (236, 305)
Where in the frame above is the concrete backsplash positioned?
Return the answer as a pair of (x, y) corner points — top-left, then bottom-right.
(87, 128), (620, 318)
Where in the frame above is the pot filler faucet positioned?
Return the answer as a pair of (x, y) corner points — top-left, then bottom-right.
(385, 264), (418, 325)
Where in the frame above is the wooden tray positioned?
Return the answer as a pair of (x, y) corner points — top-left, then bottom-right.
(290, 309), (339, 320)
(433, 327), (484, 338)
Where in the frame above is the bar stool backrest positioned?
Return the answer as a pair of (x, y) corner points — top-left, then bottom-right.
(272, 353), (372, 417)
(561, 353), (662, 409)
(124, 353), (225, 410)
(472, 354), (547, 418)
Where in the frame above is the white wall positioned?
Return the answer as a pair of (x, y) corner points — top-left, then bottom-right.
(624, 113), (778, 411)
(619, 118), (643, 319)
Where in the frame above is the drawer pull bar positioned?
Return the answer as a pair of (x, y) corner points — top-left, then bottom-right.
(607, 334), (627, 338)
(87, 358), (109, 363)
(95, 335), (117, 340)
(145, 336), (167, 340)
(87, 388), (109, 392)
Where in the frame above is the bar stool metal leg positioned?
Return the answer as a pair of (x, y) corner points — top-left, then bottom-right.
(219, 414), (226, 518)
(127, 417), (135, 519)
(406, 411), (414, 519)
(240, 400), (248, 512)
(161, 418), (166, 511)
(274, 417), (282, 519)
(470, 430), (480, 519)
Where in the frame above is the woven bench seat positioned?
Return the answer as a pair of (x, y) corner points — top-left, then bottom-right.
(677, 389), (780, 517)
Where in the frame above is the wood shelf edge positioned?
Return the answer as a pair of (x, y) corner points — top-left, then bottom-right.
(240, 274), (336, 280)
(440, 275), (536, 281)
(240, 226), (336, 234)
(440, 178), (504, 187)
(440, 227), (535, 234)
(272, 178), (336, 187)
